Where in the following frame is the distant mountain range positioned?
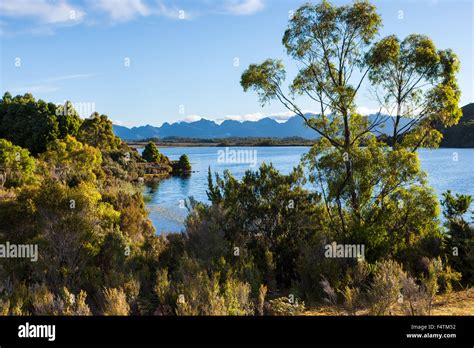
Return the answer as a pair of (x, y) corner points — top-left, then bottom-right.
(113, 116), (318, 140)
(113, 114), (406, 141)
(113, 104), (473, 147)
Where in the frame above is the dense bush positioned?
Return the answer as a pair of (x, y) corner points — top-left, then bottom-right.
(0, 93), (82, 154)
(442, 191), (474, 285)
(0, 138), (36, 188)
(177, 154), (191, 172)
(77, 112), (121, 151)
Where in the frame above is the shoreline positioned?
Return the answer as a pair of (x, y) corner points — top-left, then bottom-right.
(127, 142), (315, 149)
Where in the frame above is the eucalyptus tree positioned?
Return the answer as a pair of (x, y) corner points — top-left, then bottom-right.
(241, 0), (461, 262)
(367, 34), (461, 148)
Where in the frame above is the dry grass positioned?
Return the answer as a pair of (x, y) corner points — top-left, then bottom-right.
(304, 288), (474, 316)
(429, 288), (474, 316)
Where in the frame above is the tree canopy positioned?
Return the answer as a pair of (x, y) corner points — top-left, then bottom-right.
(77, 112), (121, 151)
(142, 142), (162, 163)
(0, 138), (36, 188)
(0, 93), (83, 154)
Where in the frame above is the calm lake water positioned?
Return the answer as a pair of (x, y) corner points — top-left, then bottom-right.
(143, 147), (474, 234)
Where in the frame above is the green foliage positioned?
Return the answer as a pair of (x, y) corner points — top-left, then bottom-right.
(240, 0), (455, 303)
(55, 101), (82, 139)
(442, 191), (474, 285)
(0, 93), (83, 154)
(0, 0), (469, 317)
(0, 93), (59, 154)
(142, 142), (162, 163)
(0, 139), (36, 187)
(367, 34), (462, 148)
(0, 94), (161, 315)
(77, 112), (121, 151)
(40, 135), (103, 186)
(442, 190), (472, 219)
(205, 163), (325, 288)
(177, 154), (191, 172)
(241, 59), (286, 106)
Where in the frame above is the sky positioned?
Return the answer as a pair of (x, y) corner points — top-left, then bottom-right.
(0, 0), (473, 127)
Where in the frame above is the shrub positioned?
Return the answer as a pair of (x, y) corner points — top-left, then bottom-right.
(102, 287), (130, 315)
(0, 139), (36, 188)
(257, 284), (267, 315)
(177, 154), (191, 172)
(142, 142), (162, 163)
(222, 278), (253, 315)
(30, 285), (92, 315)
(268, 296), (305, 316)
(400, 275), (428, 315)
(442, 191), (474, 285)
(171, 259), (254, 316)
(368, 260), (404, 315)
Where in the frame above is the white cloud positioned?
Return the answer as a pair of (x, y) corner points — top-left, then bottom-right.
(224, 0), (264, 16)
(91, 0), (191, 22)
(182, 114), (202, 123)
(219, 112), (264, 122)
(112, 119), (134, 127)
(0, 0), (260, 35)
(155, 3), (192, 20)
(268, 111), (297, 122)
(92, 0), (150, 21)
(356, 106), (381, 116)
(0, 0), (85, 24)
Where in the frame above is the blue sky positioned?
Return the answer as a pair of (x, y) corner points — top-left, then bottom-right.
(0, 0), (473, 127)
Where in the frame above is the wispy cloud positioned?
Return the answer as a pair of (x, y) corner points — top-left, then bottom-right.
(0, 0), (262, 36)
(45, 73), (96, 82)
(90, 0), (192, 22)
(11, 84), (60, 94)
(0, 0), (85, 24)
(92, 0), (150, 22)
(224, 0), (265, 16)
(9, 73), (96, 95)
(155, 3), (192, 20)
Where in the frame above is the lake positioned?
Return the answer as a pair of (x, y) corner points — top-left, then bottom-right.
(143, 147), (474, 234)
